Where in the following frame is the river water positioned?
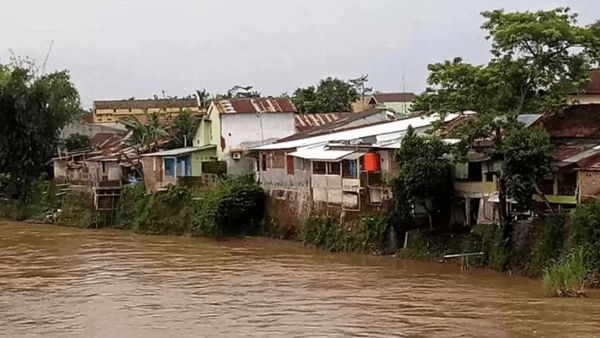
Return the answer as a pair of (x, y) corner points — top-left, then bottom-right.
(1, 220), (599, 337)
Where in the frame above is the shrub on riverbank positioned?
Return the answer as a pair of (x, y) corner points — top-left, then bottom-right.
(57, 191), (97, 228)
(397, 223), (503, 268)
(299, 214), (389, 254)
(526, 215), (567, 276)
(543, 246), (587, 297)
(569, 201), (600, 283)
(193, 177), (266, 237)
(0, 179), (59, 221)
(131, 185), (197, 235)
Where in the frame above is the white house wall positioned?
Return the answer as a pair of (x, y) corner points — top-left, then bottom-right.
(222, 113), (296, 174)
(221, 113), (296, 151)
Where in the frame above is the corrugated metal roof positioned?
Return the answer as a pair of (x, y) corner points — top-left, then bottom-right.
(518, 114), (543, 127)
(254, 114), (457, 151)
(555, 142), (600, 168)
(294, 112), (349, 131)
(370, 92), (416, 103)
(215, 97), (296, 114)
(289, 145), (354, 161)
(542, 105), (600, 139)
(141, 146), (211, 157)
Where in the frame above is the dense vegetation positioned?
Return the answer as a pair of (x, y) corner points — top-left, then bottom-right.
(391, 126), (453, 229)
(63, 178), (266, 238)
(299, 214), (389, 254)
(292, 77), (359, 113)
(0, 59), (81, 200)
(407, 7), (600, 289)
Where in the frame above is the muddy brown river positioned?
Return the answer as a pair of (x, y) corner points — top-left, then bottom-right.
(1, 220), (599, 337)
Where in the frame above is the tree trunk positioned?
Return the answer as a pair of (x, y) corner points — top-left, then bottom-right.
(533, 180), (555, 214)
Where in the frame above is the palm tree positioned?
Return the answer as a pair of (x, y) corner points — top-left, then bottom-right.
(121, 112), (167, 152)
(120, 113), (168, 177)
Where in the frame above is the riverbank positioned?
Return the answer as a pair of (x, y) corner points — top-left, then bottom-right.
(2, 181), (598, 296)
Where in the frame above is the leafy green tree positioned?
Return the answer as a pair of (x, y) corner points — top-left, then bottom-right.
(121, 113), (168, 171)
(412, 7), (599, 269)
(166, 109), (197, 149)
(392, 126), (453, 229)
(292, 86), (318, 113)
(0, 61), (81, 199)
(502, 126), (554, 211)
(292, 77), (359, 113)
(63, 133), (91, 151)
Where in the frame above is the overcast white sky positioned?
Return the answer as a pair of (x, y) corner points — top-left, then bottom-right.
(0, 0), (597, 108)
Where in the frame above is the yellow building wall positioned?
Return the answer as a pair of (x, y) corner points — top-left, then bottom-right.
(93, 106), (202, 123)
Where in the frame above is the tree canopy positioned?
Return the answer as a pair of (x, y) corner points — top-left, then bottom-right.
(166, 110), (197, 149)
(63, 133), (91, 152)
(0, 61), (81, 198)
(292, 77), (359, 113)
(392, 126), (453, 228)
(415, 8), (600, 123)
(411, 7), (600, 268)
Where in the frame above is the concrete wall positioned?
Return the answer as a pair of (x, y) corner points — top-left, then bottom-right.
(192, 106), (222, 159)
(578, 170), (600, 202)
(141, 157), (163, 193)
(60, 122), (125, 139)
(94, 106), (202, 123)
(259, 156), (313, 229)
(53, 160), (68, 180)
(382, 102), (413, 116)
(221, 113), (296, 151)
(568, 94), (600, 105)
(221, 113), (295, 175)
(87, 161), (121, 186)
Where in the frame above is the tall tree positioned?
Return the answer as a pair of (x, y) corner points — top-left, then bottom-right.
(292, 86), (318, 113)
(292, 77), (359, 113)
(412, 7), (600, 269)
(121, 113), (167, 153)
(392, 126), (453, 229)
(166, 109), (197, 149)
(0, 61), (81, 199)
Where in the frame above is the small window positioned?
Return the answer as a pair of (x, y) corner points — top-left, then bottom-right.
(342, 160), (358, 178)
(261, 154), (267, 171)
(164, 158), (175, 176)
(286, 156), (294, 175)
(327, 162), (341, 175)
(467, 162), (483, 181)
(485, 172), (494, 182)
(313, 161), (326, 175)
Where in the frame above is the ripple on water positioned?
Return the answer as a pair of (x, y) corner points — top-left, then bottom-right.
(1, 221), (600, 337)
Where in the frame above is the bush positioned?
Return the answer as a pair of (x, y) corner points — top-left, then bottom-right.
(193, 178), (266, 237)
(527, 215), (567, 276)
(57, 191), (97, 228)
(114, 184), (148, 229)
(132, 185), (196, 235)
(299, 214), (389, 254)
(569, 201), (600, 276)
(542, 246), (587, 297)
